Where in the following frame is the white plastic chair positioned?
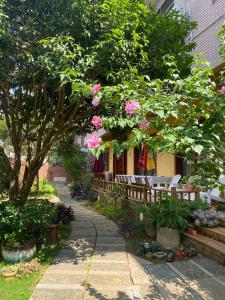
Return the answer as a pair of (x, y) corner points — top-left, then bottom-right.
(219, 176), (225, 185)
(200, 188), (221, 205)
(168, 174), (182, 189)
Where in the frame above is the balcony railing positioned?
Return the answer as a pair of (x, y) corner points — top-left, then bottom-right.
(91, 179), (200, 203)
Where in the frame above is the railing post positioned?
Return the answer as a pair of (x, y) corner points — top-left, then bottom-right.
(171, 187), (177, 199)
(144, 187), (147, 204)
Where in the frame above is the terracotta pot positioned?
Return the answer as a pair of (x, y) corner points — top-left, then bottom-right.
(187, 227), (197, 236)
(183, 183), (193, 192)
(175, 250), (186, 260)
(49, 223), (60, 245)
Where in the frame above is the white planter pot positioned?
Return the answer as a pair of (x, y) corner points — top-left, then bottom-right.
(2, 244), (36, 263)
(217, 211), (225, 219)
(157, 227), (180, 249)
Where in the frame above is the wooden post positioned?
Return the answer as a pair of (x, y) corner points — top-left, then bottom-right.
(144, 187), (148, 205)
(171, 187), (177, 199)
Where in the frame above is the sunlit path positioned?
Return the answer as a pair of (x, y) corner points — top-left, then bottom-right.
(30, 185), (225, 300)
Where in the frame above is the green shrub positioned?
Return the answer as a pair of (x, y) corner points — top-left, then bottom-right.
(0, 200), (57, 249)
(146, 196), (190, 232)
(94, 200), (126, 221)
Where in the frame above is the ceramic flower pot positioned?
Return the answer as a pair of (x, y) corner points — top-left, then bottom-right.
(187, 227), (197, 236)
(183, 183), (193, 192)
(2, 244), (36, 263)
(144, 218), (156, 238)
(48, 223), (60, 245)
(175, 250), (186, 260)
(157, 227), (180, 249)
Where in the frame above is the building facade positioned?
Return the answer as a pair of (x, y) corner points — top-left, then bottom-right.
(150, 0), (225, 70)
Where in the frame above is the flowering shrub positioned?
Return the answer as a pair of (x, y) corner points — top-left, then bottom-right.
(92, 96), (101, 106)
(91, 83), (101, 95)
(139, 119), (149, 130)
(220, 86), (225, 95)
(125, 100), (141, 116)
(192, 209), (219, 228)
(87, 135), (101, 148)
(91, 116), (103, 129)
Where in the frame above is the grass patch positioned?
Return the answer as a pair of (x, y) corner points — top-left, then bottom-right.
(93, 200), (126, 221)
(0, 223), (71, 300)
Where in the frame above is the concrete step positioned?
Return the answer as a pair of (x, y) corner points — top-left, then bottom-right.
(183, 233), (225, 264)
(200, 226), (225, 243)
(220, 219), (225, 228)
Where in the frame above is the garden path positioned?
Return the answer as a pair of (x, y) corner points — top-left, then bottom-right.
(30, 185), (225, 300)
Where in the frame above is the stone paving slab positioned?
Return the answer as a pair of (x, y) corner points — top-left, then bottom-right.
(168, 260), (211, 280)
(30, 289), (84, 300)
(31, 185), (225, 300)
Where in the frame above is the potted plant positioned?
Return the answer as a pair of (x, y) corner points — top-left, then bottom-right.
(192, 209), (219, 227)
(147, 196), (190, 249)
(0, 200), (56, 262)
(216, 204), (225, 219)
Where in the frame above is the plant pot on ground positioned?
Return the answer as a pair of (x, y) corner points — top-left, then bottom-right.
(0, 200), (57, 262)
(2, 240), (36, 263)
(146, 196), (190, 249)
(143, 216), (156, 238)
(157, 227), (180, 249)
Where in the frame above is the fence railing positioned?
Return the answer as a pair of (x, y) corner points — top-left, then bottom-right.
(91, 178), (200, 203)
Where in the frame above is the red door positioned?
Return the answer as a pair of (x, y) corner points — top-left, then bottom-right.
(113, 151), (127, 177)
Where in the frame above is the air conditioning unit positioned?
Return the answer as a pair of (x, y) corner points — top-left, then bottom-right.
(174, 4), (186, 15)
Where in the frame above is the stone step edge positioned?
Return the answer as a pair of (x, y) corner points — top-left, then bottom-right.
(200, 226), (225, 244)
(183, 233), (225, 264)
(220, 219), (225, 228)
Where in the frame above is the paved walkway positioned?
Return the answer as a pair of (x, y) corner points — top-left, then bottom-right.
(31, 185), (225, 300)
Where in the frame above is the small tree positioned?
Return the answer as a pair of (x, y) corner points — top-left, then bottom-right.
(0, 0), (195, 203)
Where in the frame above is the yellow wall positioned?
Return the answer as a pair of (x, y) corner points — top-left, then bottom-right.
(109, 147), (114, 173)
(126, 147), (134, 175)
(156, 152), (176, 177)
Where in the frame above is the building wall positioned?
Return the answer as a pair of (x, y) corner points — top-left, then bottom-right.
(156, 152), (176, 176)
(127, 148), (135, 175)
(109, 147), (114, 173)
(149, 0), (225, 68)
(190, 0), (224, 68)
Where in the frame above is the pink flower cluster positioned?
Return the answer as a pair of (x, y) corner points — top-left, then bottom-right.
(92, 96), (101, 106)
(87, 135), (101, 149)
(91, 83), (101, 107)
(91, 116), (103, 129)
(125, 100), (141, 116)
(92, 83), (101, 96)
(139, 119), (149, 130)
(220, 86), (225, 96)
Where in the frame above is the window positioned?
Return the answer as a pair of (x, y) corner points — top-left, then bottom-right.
(213, 0), (218, 3)
(160, 0), (174, 12)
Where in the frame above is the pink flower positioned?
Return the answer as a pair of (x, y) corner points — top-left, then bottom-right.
(92, 83), (101, 95)
(87, 135), (101, 149)
(220, 86), (225, 96)
(139, 119), (149, 130)
(91, 116), (103, 129)
(92, 96), (101, 106)
(125, 100), (141, 116)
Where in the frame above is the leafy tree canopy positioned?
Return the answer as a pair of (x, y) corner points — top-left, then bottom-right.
(0, 0), (195, 202)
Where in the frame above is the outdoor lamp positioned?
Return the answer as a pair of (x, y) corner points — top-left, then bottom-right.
(139, 212), (144, 222)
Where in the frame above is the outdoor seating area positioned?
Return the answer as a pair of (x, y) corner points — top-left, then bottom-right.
(92, 174), (225, 205)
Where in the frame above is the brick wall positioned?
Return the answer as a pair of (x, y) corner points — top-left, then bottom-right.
(47, 165), (69, 182)
(150, 0), (225, 68)
(190, 0), (224, 68)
